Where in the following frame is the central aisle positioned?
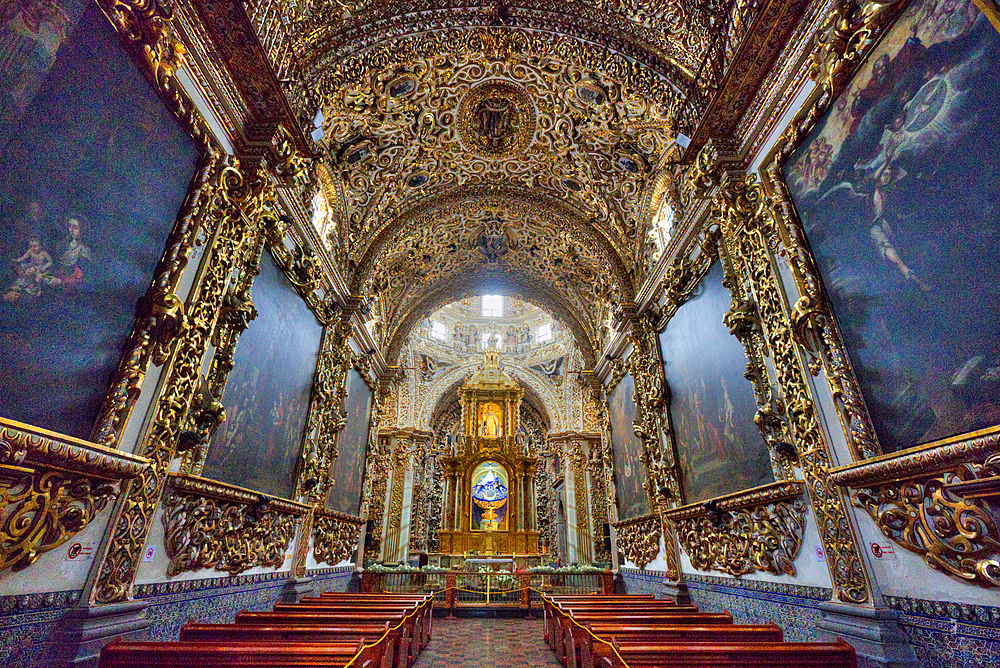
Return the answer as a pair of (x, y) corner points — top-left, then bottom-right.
(411, 618), (561, 668)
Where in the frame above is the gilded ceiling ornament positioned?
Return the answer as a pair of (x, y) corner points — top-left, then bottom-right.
(457, 81), (535, 158)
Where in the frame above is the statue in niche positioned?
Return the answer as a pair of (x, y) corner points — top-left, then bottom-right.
(481, 402), (502, 437)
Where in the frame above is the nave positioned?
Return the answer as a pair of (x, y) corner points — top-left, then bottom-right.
(96, 592), (857, 668)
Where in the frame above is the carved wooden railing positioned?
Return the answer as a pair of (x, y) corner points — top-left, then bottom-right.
(0, 419), (149, 573)
(662, 481), (807, 577)
(830, 429), (1000, 588)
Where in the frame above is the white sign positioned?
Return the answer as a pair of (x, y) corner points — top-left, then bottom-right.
(143, 545), (157, 562)
(815, 546), (826, 562)
(870, 542), (897, 560)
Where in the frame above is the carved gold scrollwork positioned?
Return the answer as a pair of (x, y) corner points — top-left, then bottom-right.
(313, 509), (364, 566)
(664, 482), (807, 577)
(0, 420), (149, 573)
(161, 474), (307, 576)
(830, 431), (1000, 588)
(711, 166), (871, 604)
(613, 513), (662, 569)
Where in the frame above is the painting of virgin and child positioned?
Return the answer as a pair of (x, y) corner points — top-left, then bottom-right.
(0, 3), (199, 438)
(785, 0), (1000, 452)
(201, 252), (323, 500)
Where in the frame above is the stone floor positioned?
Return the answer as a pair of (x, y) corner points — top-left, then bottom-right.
(412, 617), (561, 667)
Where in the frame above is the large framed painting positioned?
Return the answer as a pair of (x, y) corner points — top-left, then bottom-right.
(609, 372), (651, 519)
(0, 1), (200, 439)
(783, 0), (1000, 453)
(660, 261), (773, 503)
(326, 367), (372, 516)
(201, 252), (323, 499)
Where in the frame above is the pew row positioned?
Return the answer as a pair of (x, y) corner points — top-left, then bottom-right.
(594, 639), (858, 668)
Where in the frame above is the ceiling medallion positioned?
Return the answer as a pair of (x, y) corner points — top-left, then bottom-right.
(457, 81), (535, 159)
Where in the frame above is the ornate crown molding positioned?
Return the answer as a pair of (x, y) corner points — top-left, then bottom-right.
(613, 513), (662, 569)
(162, 473), (308, 577)
(0, 420), (149, 573)
(662, 481), (807, 577)
(830, 429), (1000, 588)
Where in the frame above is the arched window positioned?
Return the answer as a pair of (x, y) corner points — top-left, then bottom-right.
(648, 200), (675, 261)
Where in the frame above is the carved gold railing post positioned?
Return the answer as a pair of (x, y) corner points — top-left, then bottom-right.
(712, 168), (871, 604)
(90, 158), (269, 605)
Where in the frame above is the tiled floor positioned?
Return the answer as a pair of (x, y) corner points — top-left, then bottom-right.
(413, 617), (561, 667)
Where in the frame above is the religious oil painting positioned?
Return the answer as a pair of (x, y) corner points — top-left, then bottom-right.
(471, 461), (509, 531)
(609, 373), (651, 519)
(202, 252), (323, 500)
(660, 261), (773, 503)
(784, 0), (1000, 453)
(0, 2), (199, 438)
(326, 367), (372, 516)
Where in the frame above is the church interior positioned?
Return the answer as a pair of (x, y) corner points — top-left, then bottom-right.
(1, 0), (999, 666)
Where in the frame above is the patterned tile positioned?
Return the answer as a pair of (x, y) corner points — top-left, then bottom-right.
(412, 618), (560, 668)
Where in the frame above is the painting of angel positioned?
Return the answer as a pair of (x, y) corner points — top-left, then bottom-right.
(784, 0), (1000, 452)
(609, 373), (651, 519)
(202, 252), (322, 499)
(0, 4), (198, 438)
(660, 261), (773, 503)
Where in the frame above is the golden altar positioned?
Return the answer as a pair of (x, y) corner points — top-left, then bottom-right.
(436, 349), (541, 555)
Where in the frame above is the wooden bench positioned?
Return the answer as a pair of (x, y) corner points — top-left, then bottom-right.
(99, 639), (383, 668)
(234, 608), (422, 666)
(549, 606), (732, 666)
(570, 624), (783, 668)
(541, 596), (694, 645)
(270, 599), (431, 651)
(593, 639), (857, 668)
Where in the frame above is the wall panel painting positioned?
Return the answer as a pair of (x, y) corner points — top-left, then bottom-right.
(202, 252), (322, 500)
(326, 367), (372, 516)
(784, 0), (1000, 453)
(0, 2), (199, 438)
(660, 261), (773, 504)
(609, 372), (650, 519)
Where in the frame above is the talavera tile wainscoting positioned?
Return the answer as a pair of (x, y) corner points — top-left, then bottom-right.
(0, 566), (354, 667)
(620, 568), (1000, 668)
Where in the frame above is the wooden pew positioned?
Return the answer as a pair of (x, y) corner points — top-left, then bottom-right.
(541, 596), (694, 645)
(271, 597), (432, 652)
(549, 605), (732, 667)
(234, 607), (422, 666)
(571, 624), (783, 668)
(593, 639), (857, 668)
(179, 621), (405, 668)
(99, 638), (383, 668)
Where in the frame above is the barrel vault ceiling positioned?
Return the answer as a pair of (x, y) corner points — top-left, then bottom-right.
(290, 1), (711, 366)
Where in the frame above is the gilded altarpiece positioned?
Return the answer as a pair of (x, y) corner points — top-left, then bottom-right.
(437, 351), (541, 555)
(755, 0), (1000, 589)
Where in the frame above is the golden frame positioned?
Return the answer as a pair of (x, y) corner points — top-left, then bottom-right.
(751, 0), (1000, 588)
